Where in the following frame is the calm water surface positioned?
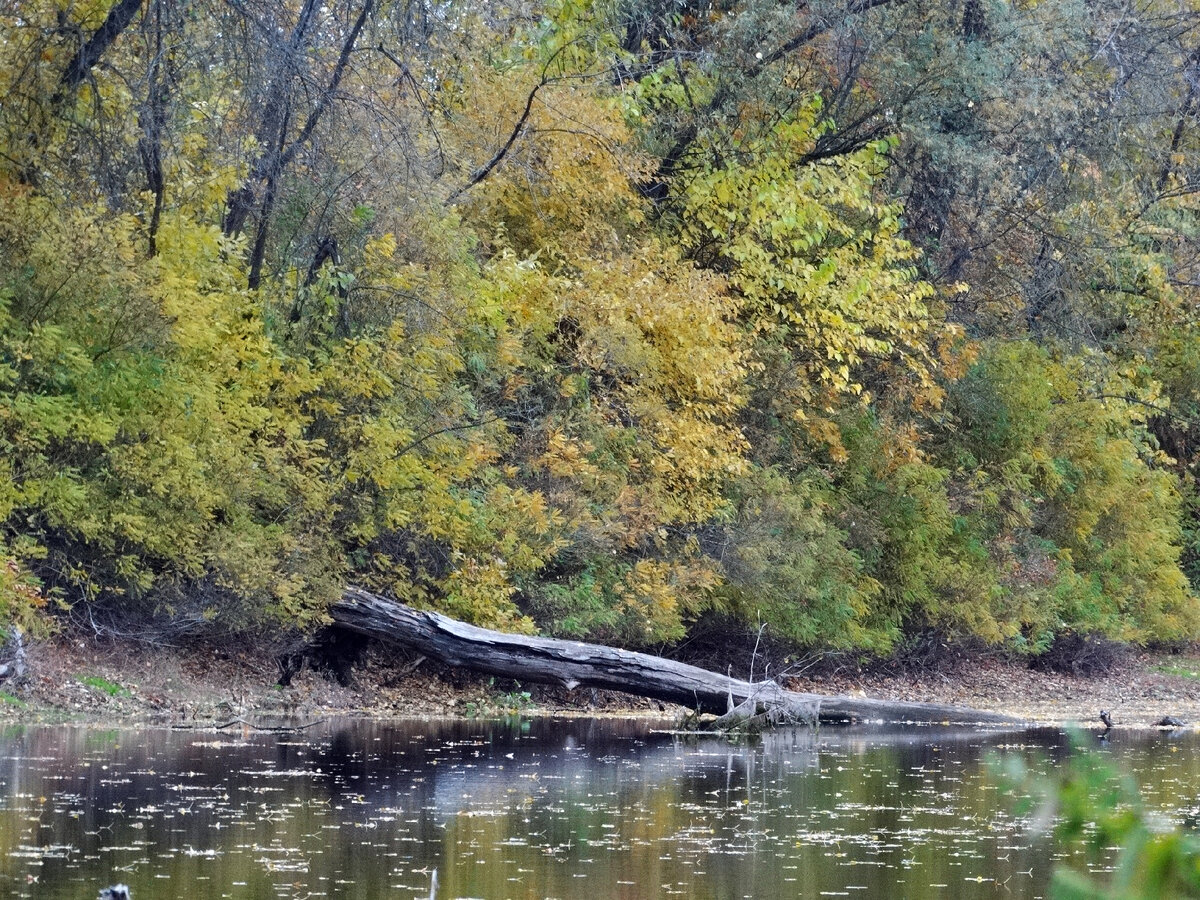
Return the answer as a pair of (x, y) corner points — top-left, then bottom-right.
(0, 718), (1196, 899)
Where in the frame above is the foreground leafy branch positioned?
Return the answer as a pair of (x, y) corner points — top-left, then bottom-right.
(1003, 735), (1200, 898)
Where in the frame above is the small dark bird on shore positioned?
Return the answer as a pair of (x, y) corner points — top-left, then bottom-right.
(1100, 710), (1114, 730)
(1155, 715), (1185, 728)
(99, 886), (130, 900)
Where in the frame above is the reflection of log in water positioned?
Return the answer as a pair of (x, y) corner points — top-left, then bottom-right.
(331, 588), (1020, 727)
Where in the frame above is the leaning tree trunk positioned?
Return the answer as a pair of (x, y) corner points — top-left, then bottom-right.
(330, 588), (1019, 728)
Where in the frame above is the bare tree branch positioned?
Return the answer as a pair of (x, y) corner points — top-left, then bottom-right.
(278, 0), (375, 173)
(443, 41), (584, 205)
(220, 0), (376, 289)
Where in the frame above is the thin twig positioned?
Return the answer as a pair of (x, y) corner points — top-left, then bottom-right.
(394, 416), (500, 458)
(748, 622), (766, 684)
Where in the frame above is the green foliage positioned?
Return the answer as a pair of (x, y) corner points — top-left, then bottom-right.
(0, 184), (341, 628)
(445, 75), (750, 644)
(463, 678), (535, 718)
(831, 413), (1010, 648)
(946, 341), (1198, 644)
(523, 553), (711, 645)
(674, 98), (959, 456)
(0, 548), (48, 636)
(1151, 659), (1200, 680)
(709, 466), (875, 649)
(79, 676), (131, 698)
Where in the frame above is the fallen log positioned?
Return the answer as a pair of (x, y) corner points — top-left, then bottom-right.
(330, 587), (1020, 727)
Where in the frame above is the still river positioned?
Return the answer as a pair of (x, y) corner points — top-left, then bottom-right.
(0, 718), (1196, 899)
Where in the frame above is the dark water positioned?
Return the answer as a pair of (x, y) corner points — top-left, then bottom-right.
(0, 718), (1195, 899)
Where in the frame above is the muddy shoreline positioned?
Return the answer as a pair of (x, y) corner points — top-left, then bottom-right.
(2, 634), (1198, 729)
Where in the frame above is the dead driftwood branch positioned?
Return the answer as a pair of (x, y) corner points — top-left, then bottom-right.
(170, 717), (328, 733)
(331, 587), (1019, 728)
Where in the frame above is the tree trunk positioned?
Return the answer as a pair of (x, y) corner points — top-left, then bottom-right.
(330, 588), (1019, 728)
(57, 0), (145, 96)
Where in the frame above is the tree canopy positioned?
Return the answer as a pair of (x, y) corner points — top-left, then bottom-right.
(1, 0), (1198, 657)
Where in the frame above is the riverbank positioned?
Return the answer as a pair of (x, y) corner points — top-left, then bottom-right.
(785, 648), (1200, 728)
(2, 634), (1198, 728)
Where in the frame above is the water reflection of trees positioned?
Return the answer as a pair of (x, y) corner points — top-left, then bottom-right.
(0, 722), (1197, 898)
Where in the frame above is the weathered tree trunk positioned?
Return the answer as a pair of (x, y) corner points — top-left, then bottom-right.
(331, 588), (1019, 728)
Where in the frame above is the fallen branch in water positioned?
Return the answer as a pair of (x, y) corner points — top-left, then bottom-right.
(171, 717), (327, 733)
